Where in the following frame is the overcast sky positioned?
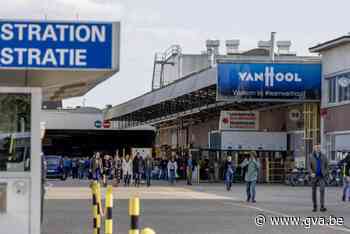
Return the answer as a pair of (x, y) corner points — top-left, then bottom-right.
(1, 0), (349, 108)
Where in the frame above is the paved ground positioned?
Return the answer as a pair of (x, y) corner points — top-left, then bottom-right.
(42, 179), (350, 234)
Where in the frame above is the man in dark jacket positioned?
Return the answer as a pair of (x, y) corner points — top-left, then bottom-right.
(145, 155), (153, 187)
(160, 157), (168, 180)
(338, 153), (350, 201)
(133, 153), (144, 187)
(307, 144), (329, 212)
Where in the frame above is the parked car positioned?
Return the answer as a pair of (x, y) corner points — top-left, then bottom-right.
(45, 155), (66, 180)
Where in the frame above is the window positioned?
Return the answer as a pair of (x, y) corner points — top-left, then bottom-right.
(338, 74), (350, 102)
(327, 72), (350, 104)
(328, 78), (337, 103)
(0, 93), (31, 172)
(325, 134), (335, 161)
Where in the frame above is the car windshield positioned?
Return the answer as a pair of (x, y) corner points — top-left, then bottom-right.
(46, 158), (60, 166)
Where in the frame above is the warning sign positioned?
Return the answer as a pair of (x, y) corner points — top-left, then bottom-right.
(219, 111), (259, 131)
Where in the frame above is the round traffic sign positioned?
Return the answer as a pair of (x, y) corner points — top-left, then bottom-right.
(94, 120), (102, 128)
(103, 120), (111, 128)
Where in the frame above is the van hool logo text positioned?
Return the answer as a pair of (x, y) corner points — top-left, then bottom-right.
(238, 67), (302, 87)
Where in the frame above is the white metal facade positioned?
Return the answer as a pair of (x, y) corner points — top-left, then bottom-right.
(313, 38), (350, 161)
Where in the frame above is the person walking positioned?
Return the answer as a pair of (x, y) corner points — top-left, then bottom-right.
(240, 152), (260, 203)
(91, 152), (103, 181)
(168, 157), (178, 185)
(307, 144), (329, 212)
(63, 156), (71, 179)
(114, 153), (123, 187)
(102, 155), (112, 187)
(133, 153), (140, 186)
(338, 153), (350, 202)
(122, 154), (133, 186)
(186, 154), (195, 185)
(138, 154), (145, 185)
(78, 157), (85, 179)
(72, 158), (78, 179)
(84, 157), (90, 179)
(160, 156), (168, 180)
(145, 154), (153, 187)
(208, 159), (216, 183)
(224, 156), (235, 191)
(102, 154), (112, 187)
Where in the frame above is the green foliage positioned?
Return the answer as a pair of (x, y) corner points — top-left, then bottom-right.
(0, 94), (31, 133)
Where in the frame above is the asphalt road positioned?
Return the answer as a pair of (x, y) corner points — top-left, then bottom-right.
(42, 180), (350, 234)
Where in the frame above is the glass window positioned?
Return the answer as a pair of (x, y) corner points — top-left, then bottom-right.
(325, 134), (335, 161)
(338, 74), (350, 102)
(328, 78), (337, 103)
(0, 93), (31, 172)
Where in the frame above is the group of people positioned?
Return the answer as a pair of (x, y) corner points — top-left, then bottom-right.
(221, 144), (350, 212)
(60, 144), (350, 212)
(62, 157), (90, 180)
(87, 151), (197, 187)
(61, 151), (199, 187)
(89, 152), (154, 187)
(223, 151), (260, 203)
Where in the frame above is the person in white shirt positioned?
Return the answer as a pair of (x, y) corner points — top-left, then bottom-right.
(168, 156), (178, 185)
(122, 154), (133, 186)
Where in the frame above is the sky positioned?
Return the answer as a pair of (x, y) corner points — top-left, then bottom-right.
(1, 0), (349, 108)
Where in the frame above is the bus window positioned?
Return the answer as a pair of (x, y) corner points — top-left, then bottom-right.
(0, 93), (31, 172)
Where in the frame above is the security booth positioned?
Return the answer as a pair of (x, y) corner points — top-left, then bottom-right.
(0, 20), (120, 234)
(0, 88), (41, 234)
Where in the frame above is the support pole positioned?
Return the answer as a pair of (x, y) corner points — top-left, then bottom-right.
(129, 197), (140, 234)
(96, 182), (103, 233)
(105, 185), (113, 234)
(91, 182), (99, 234)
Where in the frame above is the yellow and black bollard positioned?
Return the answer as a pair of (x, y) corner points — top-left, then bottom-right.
(91, 182), (99, 234)
(129, 197), (140, 234)
(105, 185), (113, 234)
(96, 182), (103, 234)
(141, 228), (156, 234)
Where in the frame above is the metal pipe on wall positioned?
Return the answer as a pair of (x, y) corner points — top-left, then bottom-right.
(270, 32), (276, 62)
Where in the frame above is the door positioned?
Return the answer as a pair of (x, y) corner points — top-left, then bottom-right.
(0, 178), (30, 234)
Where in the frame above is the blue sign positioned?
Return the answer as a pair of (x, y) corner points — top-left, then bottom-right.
(0, 20), (116, 69)
(217, 63), (321, 101)
(94, 120), (102, 128)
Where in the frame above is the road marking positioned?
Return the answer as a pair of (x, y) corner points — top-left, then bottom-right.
(45, 186), (235, 200)
(222, 200), (350, 233)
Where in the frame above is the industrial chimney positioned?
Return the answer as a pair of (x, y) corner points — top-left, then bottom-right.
(225, 40), (240, 55)
(206, 40), (220, 66)
(206, 40), (220, 55)
(277, 41), (292, 55)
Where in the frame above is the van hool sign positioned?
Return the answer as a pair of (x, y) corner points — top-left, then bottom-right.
(217, 63), (321, 101)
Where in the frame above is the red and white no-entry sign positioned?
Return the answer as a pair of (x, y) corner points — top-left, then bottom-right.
(103, 120), (111, 128)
